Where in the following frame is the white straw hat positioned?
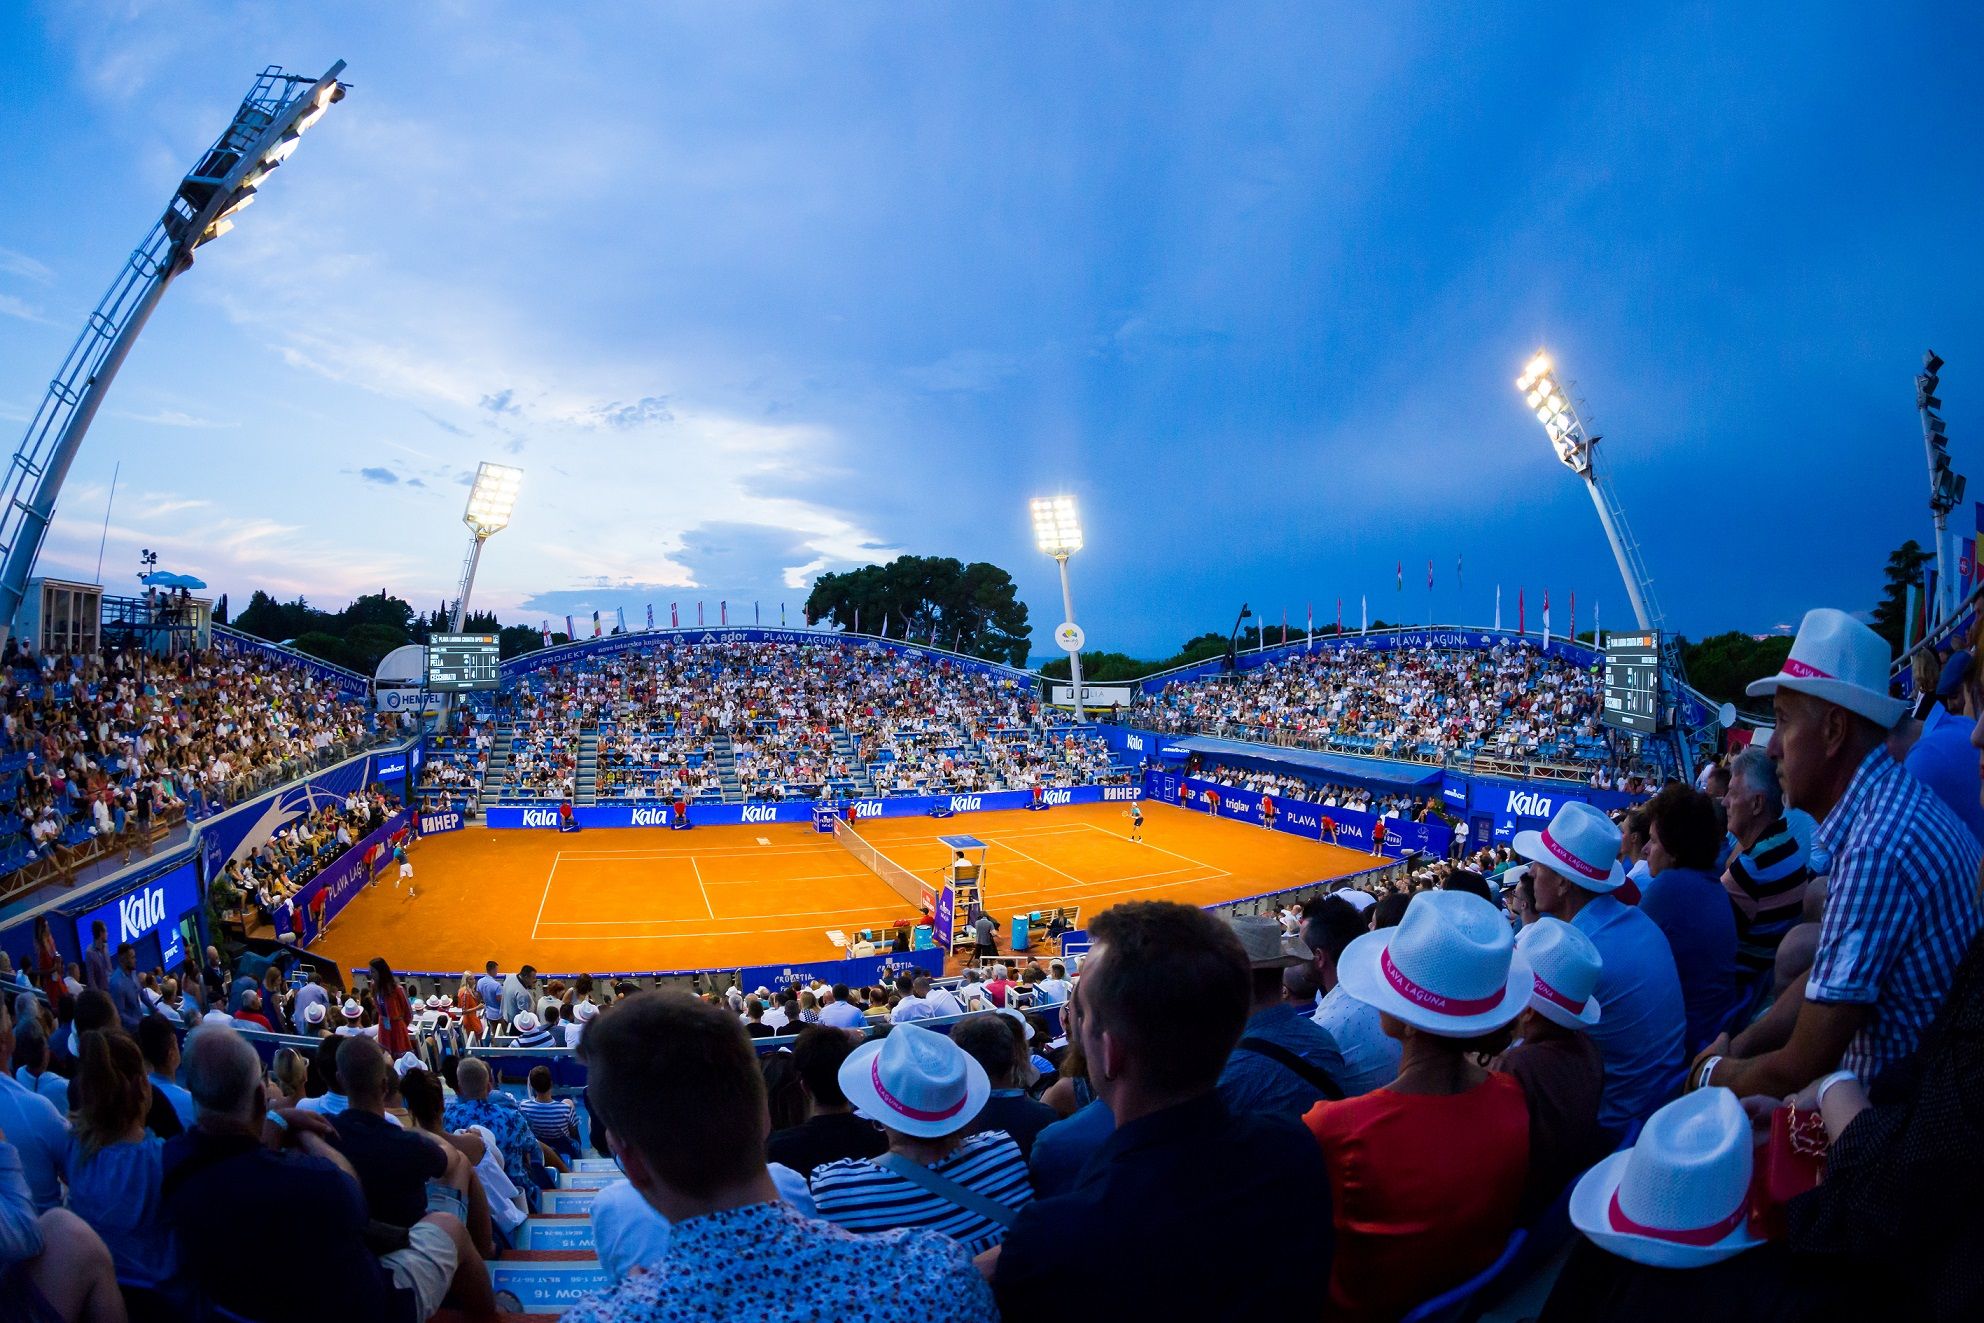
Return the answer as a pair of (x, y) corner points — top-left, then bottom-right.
(303, 1002), (326, 1025)
(1515, 918), (1602, 1029)
(511, 1011), (540, 1033)
(839, 1022), (989, 1138)
(1335, 890), (1531, 1037)
(573, 1000), (598, 1023)
(340, 999), (362, 1019)
(1571, 1088), (1765, 1268)
(1745, 607), (1907, 728)
(1513, 802), (1626, 894)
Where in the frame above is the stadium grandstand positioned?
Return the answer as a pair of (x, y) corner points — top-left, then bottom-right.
(0, 28), (1977, 1323)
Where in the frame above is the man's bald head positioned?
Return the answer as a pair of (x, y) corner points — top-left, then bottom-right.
(337, 1034), (390, 1103)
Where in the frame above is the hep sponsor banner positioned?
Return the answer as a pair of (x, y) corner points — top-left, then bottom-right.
(1139, 626), (1604, 694)
(1168, 776), (1449, 858)
(79, 861), (199, 970)
(276, 811), (412, 946)
(736, 947), (945, 1000)
(502, 626), (1031, 687)
(418, 808), (466, 836)
(486, 784), (1141, 829)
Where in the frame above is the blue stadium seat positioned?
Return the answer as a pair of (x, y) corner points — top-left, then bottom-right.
(1399, 1228), (1527, 1323)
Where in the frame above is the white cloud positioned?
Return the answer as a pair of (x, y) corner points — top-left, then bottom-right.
(0, 248), (55, 284)
(0, 294), (49, 324)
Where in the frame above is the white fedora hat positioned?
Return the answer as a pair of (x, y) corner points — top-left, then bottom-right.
(512, 1011), (540, 1033)
(1515, 918), (1602, 1029)
(1745, 607), (1907, 728)
(839, 1022), (990, 1138)
(1336, 890), (1531, 1037)
(1514, 802), (1626, 894)
(1228, 914), (1309, 968)
(1571, 1088), (1765, 1268)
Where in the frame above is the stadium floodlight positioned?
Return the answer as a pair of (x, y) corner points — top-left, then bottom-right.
(463, 461), (524, 536)
(1918, 350), (1962, 625)
(0, 62), (348, 645)
(1031, 495), (1088, 723)
(451, 462), (524, 631)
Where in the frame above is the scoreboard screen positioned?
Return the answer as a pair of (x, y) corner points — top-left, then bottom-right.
(425, 633), (501, 691)
(1604, 631), (1662, 735)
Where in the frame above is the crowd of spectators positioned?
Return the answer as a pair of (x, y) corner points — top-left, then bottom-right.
(208, 787), (403, 930)
(5, 607), (1982, 1321)
(0, 640), (376, 887)
(1137, 636), (1644, 776)
(498, 639), (1129, 806)
(1188, 756), (1435, 820)
(415, 719), (491, 815)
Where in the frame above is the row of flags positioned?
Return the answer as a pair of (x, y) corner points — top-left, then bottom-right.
(1245, 585), (1597, 652)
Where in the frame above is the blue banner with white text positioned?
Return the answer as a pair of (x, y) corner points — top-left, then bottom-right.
(485, 783), (1141, 829)
(1154, 774), (1450, 858)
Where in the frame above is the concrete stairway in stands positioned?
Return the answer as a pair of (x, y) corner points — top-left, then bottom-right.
(833, 727), (877, 795)
(712, 733), (742, 802)
(478, 723), (514, 808)
(575, 727), (598, 805)
(487, 1158), (620, 1316)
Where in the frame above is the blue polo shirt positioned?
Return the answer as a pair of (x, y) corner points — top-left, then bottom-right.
(1638, 865), (1738, 1054)
(1027, 1099), (1115, 1198)
(1904, 706), (1984, 850)
(1218, 1002), (1349, 1119)
(0, 1073), (68, 1213)
(1570, 895), (1687, 1131)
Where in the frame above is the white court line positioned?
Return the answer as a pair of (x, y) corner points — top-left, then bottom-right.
(698, 869), (873, 887)
(529, 853), (562, 941)
(690, 857), (714, 918)
(1073, 820), (1233, 879)
(980, 833), (1092, 885)
(539, 899), (941, 926)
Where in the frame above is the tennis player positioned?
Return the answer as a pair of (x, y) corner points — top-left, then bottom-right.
(1124, 801), (1145, 843)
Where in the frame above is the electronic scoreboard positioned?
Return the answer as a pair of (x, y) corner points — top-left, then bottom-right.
(425, 633), (501, 691)
(1603, 631), (1661, 735)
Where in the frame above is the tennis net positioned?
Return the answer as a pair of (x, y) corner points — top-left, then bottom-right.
(832, 817), (932, 911)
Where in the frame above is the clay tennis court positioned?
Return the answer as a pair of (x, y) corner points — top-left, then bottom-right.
(313, 800), (1385, 976)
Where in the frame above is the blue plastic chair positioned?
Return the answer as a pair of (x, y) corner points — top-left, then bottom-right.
(1400, 1228), (1529, 1323)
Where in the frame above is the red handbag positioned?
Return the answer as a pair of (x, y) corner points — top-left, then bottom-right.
(1749, 1102), (1828, 1240)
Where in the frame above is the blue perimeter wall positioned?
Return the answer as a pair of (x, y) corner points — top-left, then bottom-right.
(486, 783), (1140, 829)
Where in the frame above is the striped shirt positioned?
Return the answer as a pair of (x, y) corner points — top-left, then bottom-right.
(809, 1132), (1033, 1254)
(1807, 748), (1984, 1082)
(1722, 817), (1813, 976)
(518, 1096), (577, 1145)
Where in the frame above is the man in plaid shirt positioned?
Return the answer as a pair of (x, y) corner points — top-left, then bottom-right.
(1694, 610), (1983, 1099)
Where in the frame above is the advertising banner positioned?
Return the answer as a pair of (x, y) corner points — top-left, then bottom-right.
(501, 626), (1032, 687)
(211, 626), (371, 699)
(418, 808), (466, 836)
(276, 811), (412, 946)
(933, 881), (956, 948)
(79, 861), (200, 971)
(735, 947), (945, 998)
(199, 742), (419, 880)
(1158, 776), (1451, 858)
(485, 783), (1141, 830)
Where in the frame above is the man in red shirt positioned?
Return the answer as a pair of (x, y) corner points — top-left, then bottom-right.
(1259, 794), (1276, 832)
(1371, 819), (1387, 856)
(1205, 787), (1221, 817)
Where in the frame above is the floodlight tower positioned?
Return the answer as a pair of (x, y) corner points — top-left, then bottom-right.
(1032, 495), (1088, 723)
(1515, 350), (1696, 775)
(451, 463), (523, 630)
(1917, 351), (1962, 626)
(0, 63), (348, 644)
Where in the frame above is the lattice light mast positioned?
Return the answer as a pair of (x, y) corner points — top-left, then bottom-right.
(1918, 351), (1962, 627)
(451, 463), (524, 631)
(1032, 495), (1088, 724)
(1516, 350), (1696, 776)
(0, 63), (349, 643)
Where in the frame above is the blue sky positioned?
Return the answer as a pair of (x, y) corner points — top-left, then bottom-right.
(1, 3), (1980, 658)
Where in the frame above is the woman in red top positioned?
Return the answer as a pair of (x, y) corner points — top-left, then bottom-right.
(1302, 891), (1534, 1323)
(32, 914), (69, 1013)
(368, 956), (415, 1057)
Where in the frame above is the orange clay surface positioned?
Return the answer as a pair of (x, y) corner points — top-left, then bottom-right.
(312, 800), (1384, 976)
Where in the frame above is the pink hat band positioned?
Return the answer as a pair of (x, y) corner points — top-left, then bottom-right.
(1607, 1190), (1746, 1246)
(1778, 657), (1833, 680)
(1540, 828), (1609, 883)
(1380, 946), (1506, 1017)
(871, 1059), (966, 1124)
(1532, 974), (1588, 1016)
